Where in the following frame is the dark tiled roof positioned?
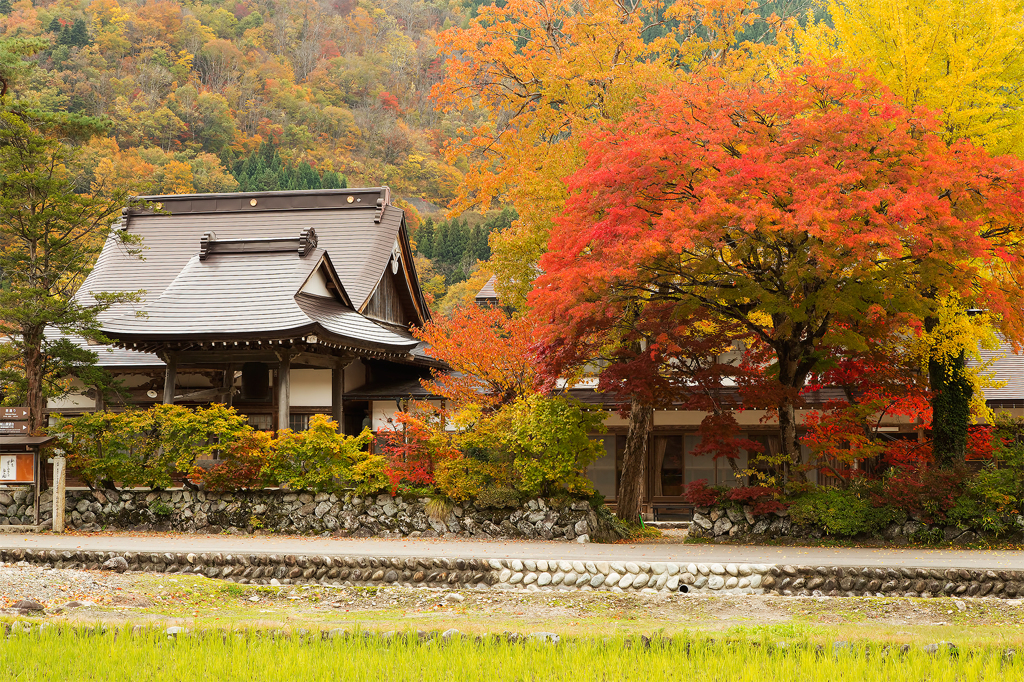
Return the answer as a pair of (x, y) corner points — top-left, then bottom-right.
(475, 275), (498, 302)
(974, 341), (1024, 401)
(344, 376), (438, 400)
(80, 191), (402, 321)
(101, 249), (416, 352)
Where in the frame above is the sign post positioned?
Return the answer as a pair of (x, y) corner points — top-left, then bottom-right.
(0, 407), (29, 436)
(0, 408), (53, 529)
(51, 456), (66, 533)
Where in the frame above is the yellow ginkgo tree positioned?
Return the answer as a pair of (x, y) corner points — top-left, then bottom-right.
(797, 0), (1024, 155)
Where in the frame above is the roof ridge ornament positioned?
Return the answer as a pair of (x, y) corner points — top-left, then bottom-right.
(199, 231), (217, 261)
(197, 229), (319, 260)
(298, 227), (318, 257)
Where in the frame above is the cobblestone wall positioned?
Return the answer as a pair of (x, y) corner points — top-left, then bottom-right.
(56, 489), (618, 543)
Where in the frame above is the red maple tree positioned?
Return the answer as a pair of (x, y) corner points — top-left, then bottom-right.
(530, 60), (1024, 518)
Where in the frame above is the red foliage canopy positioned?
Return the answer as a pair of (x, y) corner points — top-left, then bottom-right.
(530, 60), (1024, 474)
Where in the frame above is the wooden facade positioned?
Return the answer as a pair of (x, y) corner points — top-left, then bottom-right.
(50, 188), (443, 435)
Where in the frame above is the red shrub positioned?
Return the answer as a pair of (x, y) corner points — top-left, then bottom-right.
(683, 479), (722, 507)
(725, 486), (788, 515)
(967, 425), (994, 460)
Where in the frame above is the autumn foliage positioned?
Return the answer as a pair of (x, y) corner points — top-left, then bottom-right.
(416, 305), (539, 409)
(532, 60), (1024, 485)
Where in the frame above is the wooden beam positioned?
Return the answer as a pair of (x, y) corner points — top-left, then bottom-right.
(332, 361), (345, 434)
(277, 351), (291, 433)
(162, 355), (177, 404)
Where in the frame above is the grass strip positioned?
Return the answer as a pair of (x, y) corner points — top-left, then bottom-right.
(1, 626), (1021, 681)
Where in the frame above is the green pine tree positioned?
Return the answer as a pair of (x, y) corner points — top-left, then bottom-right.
(0, 0), (15, 16)
(47, 17), (62, 33)
(432, 220), (450, 264)
(416, 218), (435, 258)
(70, 19), (90, 46)
(297, 161), (320, 189)
(321, 170), (346, 189)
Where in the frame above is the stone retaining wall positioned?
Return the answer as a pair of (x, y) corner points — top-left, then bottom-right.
(5, 547), (1023, 599)
(54, 489), (618, 542)
(687, 505), (1024, 545)
(0, 488), (52, 526)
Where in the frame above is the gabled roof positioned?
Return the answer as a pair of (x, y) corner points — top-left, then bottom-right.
(100, 247), (417, 353)
(475, 275), (499, 304)
(79, 188), (429, 326)
(71, 187), (436, 365)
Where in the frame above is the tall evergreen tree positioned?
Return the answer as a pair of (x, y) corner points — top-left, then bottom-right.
(416, 218), (435, 259)
(0, 0), (12, 16)
(67, 19), (90, 47)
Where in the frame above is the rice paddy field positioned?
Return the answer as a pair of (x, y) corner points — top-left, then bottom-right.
(2, 625), (1022, 681)
(4, 561), (1024, 680)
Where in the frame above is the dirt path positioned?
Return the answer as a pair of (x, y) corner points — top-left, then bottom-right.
(3, 562), (1024, 646)
(5, 531), (1024, 569)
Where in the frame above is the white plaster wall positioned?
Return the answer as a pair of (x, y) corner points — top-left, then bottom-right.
(371, 399), (442, 431)
(372, 400), (400, 431)
(47, 379), (95, 409)
(300, 268), (332, 297)
(288, 363), (374, 406)
(291, 369), (332, 407)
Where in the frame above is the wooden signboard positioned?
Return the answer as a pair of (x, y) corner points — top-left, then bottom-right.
(0, 453), (34, 483)
(0, 407), (29, 435)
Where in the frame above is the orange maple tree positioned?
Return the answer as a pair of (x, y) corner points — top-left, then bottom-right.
(414, 305), (539, 410)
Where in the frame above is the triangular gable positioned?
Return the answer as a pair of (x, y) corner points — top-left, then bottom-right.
(299, 253), (351, 307)
(360, 209), (430, 327)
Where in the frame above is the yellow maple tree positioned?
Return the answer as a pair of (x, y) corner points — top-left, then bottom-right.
(432, 0), (795, 307)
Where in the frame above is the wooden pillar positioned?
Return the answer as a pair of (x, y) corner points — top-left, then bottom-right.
(32, 448), (40, 526)
(277, 352), (291, 433)
(222, 364), (234, 407)
(162, 354), (177, 404)
(332, 361), (345, 434)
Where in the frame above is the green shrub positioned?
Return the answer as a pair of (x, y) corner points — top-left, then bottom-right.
(476, 486), (522, 509)
(434, 457), (493, 502)
(499, 395), (605, 498)
(788, 488), (903, 537)
(348, 453), (390, 495)
(54, 409), (166, 489)
(268, 415), (374, 492)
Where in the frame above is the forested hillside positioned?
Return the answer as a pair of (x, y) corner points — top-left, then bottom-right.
(0, 0), (469, 204)
(0, 0), (503, 308)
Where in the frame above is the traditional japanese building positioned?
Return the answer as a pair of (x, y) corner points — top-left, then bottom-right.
(49, 187), (443, 434)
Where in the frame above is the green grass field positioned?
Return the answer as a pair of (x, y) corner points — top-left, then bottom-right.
(1, 625), (1021, 682)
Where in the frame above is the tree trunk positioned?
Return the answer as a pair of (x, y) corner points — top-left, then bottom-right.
(616, 396), (652, 523)
(24, 340), (45, 435)
(924, 315), (971, 468)
(777, 396), (805, 484)
(929, 351), (971, 467)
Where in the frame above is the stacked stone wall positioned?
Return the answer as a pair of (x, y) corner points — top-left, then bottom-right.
(45, 489), (617, 542)
(4, 548), (1022, 599)
(687, 505), (1024, 544)
(0, 488), (52, 526)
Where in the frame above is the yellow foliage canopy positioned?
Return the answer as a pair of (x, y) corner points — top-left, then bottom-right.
(797, 0), (1024, 155)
